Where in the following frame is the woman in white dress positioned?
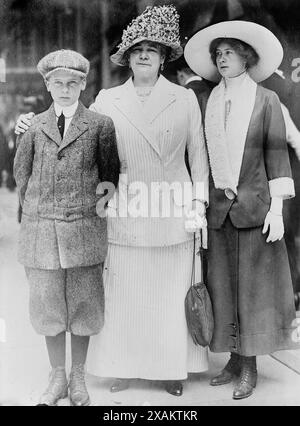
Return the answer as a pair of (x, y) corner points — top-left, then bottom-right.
(87, 5), (209, 396)
(15, 5), (210, 396)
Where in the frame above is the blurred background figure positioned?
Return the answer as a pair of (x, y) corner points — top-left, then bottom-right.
(262, 70), (300, 310)
(0, 124), (7, 188)
(6, 95), (45, 222)
(175, 56), (214, 122)
(262, 70), (300, 159)
(21, 95), (45, 114)
(4, 122), (17, 192)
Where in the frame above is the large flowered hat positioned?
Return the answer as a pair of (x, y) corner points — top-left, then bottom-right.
(184, 20), (283, 83)
(110, 4), (183, 66)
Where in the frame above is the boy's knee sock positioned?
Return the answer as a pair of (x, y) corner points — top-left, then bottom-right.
(71, 334), (90, 366)
(45, 331), (66, 368)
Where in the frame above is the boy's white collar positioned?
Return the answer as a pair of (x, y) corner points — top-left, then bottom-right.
(54, 101), (78, 117)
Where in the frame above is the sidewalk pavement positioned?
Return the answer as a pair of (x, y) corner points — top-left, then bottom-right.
(1, 187), (300, 406)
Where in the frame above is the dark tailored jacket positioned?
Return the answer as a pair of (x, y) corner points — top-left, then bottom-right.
(14, 102), (120, 269)
(207, 86), (293, 229)
(184, 79), (212, 177)
(185, 79), (212, 124)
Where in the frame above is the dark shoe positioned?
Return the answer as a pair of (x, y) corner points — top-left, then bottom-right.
(69, 364), (90, 406)
(37, 367), (68, 406)
(165, 380), (183, 396)
(233, 356), (257, 400)
(210, 353), (241, 386)
(110, 378), (129, 393)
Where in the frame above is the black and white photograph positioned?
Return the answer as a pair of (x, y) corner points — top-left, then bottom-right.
(0, 0), (300, 407)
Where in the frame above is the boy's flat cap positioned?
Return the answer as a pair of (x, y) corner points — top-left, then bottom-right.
(37, 49), (90, 79)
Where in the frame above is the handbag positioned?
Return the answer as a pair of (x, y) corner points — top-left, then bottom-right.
(185, 232), (214, 347)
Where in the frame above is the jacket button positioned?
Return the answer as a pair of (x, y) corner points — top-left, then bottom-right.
(225, 188), (236, 200)
(65, 212), (71, 217)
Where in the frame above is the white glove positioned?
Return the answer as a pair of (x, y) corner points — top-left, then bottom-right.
(184, 200), (208, 248)
(185, 210), (207, 233)
(262, 211), (284, 243)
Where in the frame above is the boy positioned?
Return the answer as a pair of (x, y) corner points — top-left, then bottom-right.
(14, 49), (120, 406)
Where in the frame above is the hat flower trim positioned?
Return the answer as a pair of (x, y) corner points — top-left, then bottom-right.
(118, 5), (181, 51)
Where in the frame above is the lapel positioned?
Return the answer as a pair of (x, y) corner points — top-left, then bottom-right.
(41, 104), (61, 147)
(144, 75), (176, 123)
(238, 87), (262, 183)
(57, 101), (89, 153)
(41, 102), (89, 151)
(111, 76), (176, 157)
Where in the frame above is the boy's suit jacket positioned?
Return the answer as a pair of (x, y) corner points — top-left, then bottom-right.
(14, 101), (120, 269)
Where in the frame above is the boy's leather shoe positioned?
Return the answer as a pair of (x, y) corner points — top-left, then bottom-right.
(69, 364), (90, 406)
(37, 366), (68, 406)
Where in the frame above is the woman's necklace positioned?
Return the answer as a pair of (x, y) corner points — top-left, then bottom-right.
(135, 87), (154, 106)
(224, 72), (247, 129)
(135, 86), (153, 97)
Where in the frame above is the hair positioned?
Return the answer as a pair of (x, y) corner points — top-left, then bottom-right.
(175, 57), (196, 76)
(124, 41), (171, 66)
(209, 37), (259, 69)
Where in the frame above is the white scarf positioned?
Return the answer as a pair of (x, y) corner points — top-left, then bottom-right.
(205, 72), (257, 194)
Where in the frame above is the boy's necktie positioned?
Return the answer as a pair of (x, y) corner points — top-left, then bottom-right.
(57, 112), (65, 139)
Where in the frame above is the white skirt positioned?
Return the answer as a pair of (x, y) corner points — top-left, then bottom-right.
(87, 240), (208, 380)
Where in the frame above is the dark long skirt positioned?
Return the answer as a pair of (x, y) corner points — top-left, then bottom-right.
(207, 217), (299, 356)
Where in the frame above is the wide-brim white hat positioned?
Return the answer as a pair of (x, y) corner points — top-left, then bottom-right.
(184, 20), (283, 83)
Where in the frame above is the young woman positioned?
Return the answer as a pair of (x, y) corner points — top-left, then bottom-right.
(185, 20), (299, 400)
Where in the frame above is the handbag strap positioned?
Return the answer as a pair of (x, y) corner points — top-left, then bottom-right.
(190, 231), (204, 287)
